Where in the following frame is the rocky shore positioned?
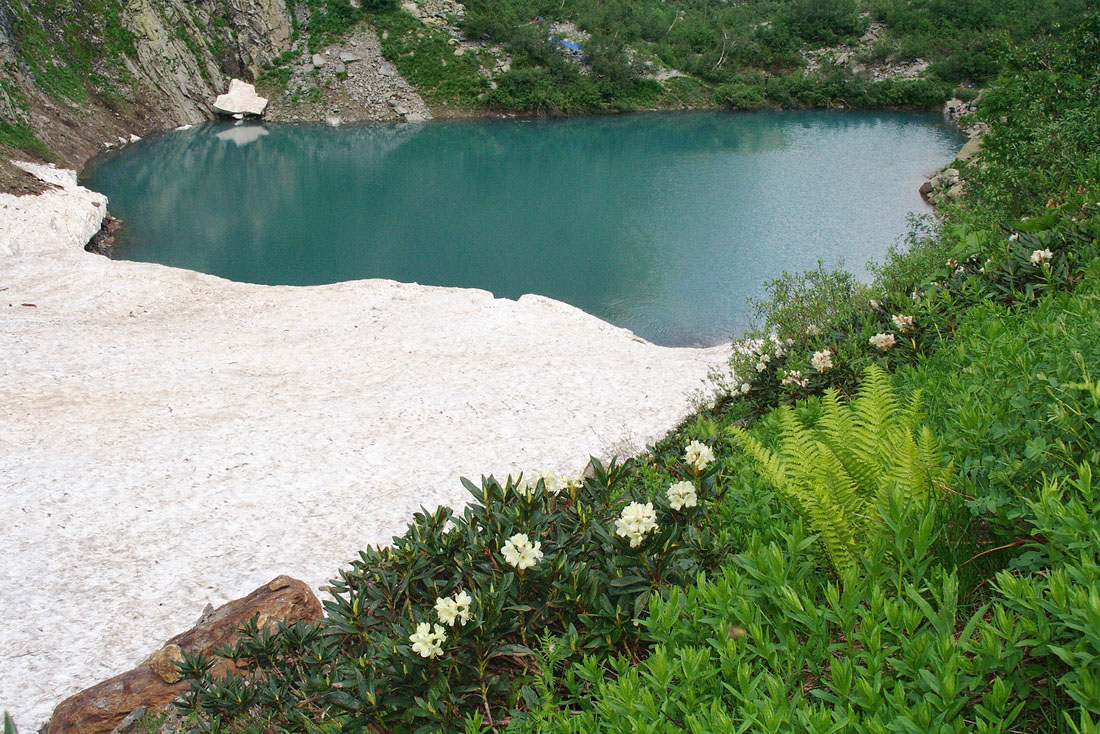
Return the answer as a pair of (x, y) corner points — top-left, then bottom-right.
(0, 161), (727, 729)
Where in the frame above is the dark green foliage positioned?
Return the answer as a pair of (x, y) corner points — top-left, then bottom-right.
(965, 14), (1100, 221)
(0, 119), (51, 159)
(367, 9), (490, 106)
(302, 0), (395, 50)
(166, 12), (1100, 734)
(7, 0), (135, 103)
(180, 453), (756, 731)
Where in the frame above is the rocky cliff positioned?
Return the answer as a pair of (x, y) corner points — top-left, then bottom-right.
(0, 0), (294, 176)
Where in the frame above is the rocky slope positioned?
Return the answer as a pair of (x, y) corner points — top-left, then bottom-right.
(0, 0), (290, 168)
(0, 0), (430, 185)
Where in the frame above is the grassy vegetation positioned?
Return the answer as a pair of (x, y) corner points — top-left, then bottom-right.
(389, 0), (1086, 113)
(6, 0), (135, 104)
(85, 12), (1097, 734)
(3, 6), (1099, 734)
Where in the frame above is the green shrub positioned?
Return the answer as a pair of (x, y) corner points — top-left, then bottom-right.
(517, 518), (1034, 733)
(180, 449), (740, 731)
(899, 274), (1100, 529)
(732, 366), (949, 574)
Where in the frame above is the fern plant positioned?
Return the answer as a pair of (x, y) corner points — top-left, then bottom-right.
(730, 365), (948, 574)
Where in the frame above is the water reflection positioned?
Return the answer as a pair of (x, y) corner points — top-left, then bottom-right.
(82, 112), (963, 346)
(215, 124), (270, 147)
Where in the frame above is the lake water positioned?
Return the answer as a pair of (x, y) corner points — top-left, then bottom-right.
(81, 112), (963, 347)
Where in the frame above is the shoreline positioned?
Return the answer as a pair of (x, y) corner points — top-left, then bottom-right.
(0, 162), (728, 729)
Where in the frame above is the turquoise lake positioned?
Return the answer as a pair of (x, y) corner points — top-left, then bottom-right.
(81, 111), (964, 347)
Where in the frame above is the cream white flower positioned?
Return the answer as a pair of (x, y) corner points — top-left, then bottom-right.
(806, 324), (822, 336)
(666, 481), (697, 511)
(1009, 232), (1019, 241)
(615, 502), (658, 547)
(740, 382), (751, 394)
(434, 596), (459, 625)
(684, 440), (715, 472)
(891, 314), (914, 333)
(1030, 248), (1053, 265)
(409, 622), (446, 658)
(869, 333), (896, 351)
(811, 349), (833, 373)
(869, 299), (881, 309)
(501, 533), (543, 570)
(755, 360), (767, 372)
(434, 590), (473, 626)
(781, 370), (807, 388)
(532, 468), (561, 493)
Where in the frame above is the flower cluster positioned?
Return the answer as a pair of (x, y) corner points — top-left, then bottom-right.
(684, 440), (715, 471)
(891, 314), (914, 333)
(782, 370), (808, 388)
(615, 502), (658, 547)
(811, 349), (833, 373)
(666, 481), (697, 511)
(869, 333), (896, 351)
(728, 376), (752, 395)
(409, 622), (446, 659)
(1030, 248), (1053, 265)
(434, 590), (472, 627)
(501, 533), (543, 570)
(806, 324), (822, 337)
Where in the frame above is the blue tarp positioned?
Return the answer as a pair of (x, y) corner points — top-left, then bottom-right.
(550, 37), (583, 51)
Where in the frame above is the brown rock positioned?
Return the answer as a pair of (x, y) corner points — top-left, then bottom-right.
(47, 576), (323, 734)
(145, 645), (183, 684)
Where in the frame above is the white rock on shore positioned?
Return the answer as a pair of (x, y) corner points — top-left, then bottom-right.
(0, 162), (729, 729)
(212, 78), (269, 117)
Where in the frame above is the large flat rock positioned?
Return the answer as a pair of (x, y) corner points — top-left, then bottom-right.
(0, 162), (727, 728)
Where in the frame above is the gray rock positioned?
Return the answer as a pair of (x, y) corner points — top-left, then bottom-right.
(339, 53), (362, 63)
(379, 61), (397, 77)
(312, 53), (326, 68)
(404, 112), (427, 123)
(334, 61), (346, 75)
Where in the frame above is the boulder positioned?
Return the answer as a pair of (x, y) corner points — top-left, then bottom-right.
(212, 79), (268, 117)
(47, 576), (323, 734)
(312, 53), (326, 67)
(956, 135), (983, 163)
(339, 52), (362, 63)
